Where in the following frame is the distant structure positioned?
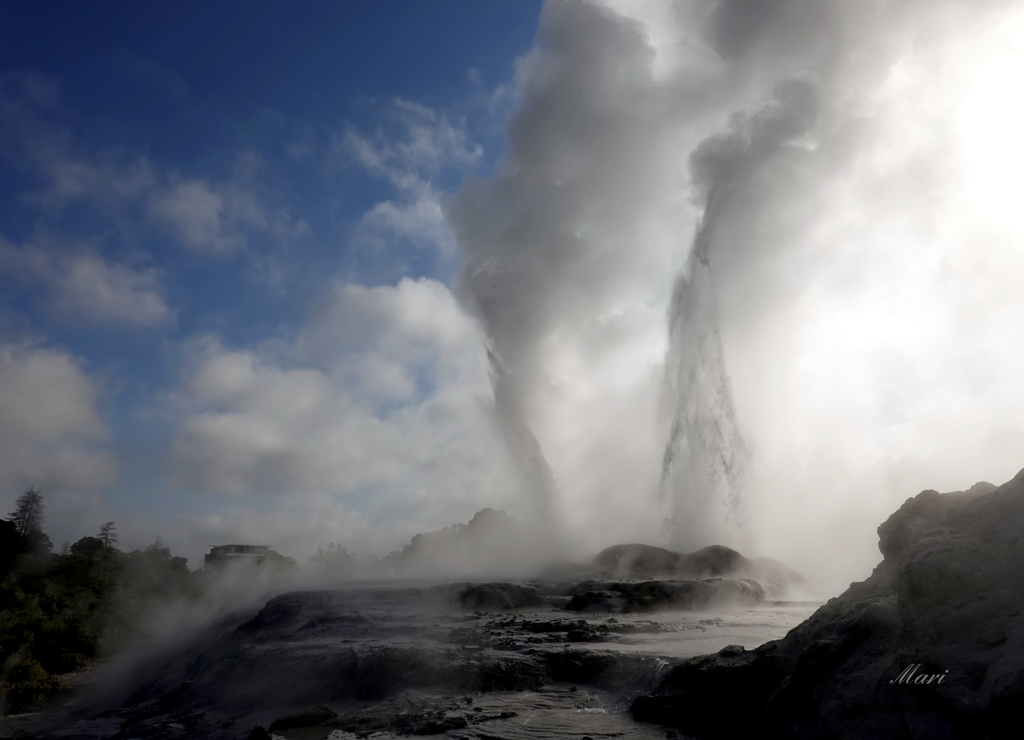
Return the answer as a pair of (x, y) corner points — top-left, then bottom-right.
(204, 544), (270, 569)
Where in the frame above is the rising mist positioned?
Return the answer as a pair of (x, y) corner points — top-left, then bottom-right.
(448, 0), (1024, 593)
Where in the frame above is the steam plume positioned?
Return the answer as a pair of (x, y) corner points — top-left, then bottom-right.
(451, 0), (1024, 587)
(661, 79), (817, 550)
(450, 0), (668, 545)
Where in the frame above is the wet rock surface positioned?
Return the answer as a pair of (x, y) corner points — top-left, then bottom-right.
(268, 704), (339, 733)
(27, 571), (811, 739)
(266, 688), (668, 740)
(592, 544), (804, 598)
(449, 583), (544, 611)
(632, 470), (1024, 739)
(566, 578), (765, 613)
(16, 469), (1019, 740)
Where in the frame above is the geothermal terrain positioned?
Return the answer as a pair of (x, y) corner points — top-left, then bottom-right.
(11, 469), (1024, 740)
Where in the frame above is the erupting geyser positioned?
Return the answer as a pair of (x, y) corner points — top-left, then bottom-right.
(661, 79), (817, 551)
(661, 256), (749, 551)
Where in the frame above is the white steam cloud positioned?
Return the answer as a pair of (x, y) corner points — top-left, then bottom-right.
(450, 0), (1024, 590)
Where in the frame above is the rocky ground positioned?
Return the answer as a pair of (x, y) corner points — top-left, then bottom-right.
(6, 548), (811, 740)
(17, 466), (1018, 740)
(631, 470), (1024, 739)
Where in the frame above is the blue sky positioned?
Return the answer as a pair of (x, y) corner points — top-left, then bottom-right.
(0, 0), (540, 336)
(0, 0), (542, 559)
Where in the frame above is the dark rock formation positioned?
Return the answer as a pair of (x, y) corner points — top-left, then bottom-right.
(631, 470), (1024, 739)
(876, 481), (996, 562)
(564, 588), (629, 612)
(268, 703), (338, 732)
(593, 543), (750, 579)
(477, 657), (547, 691)
(454, 582), (544, 611)
(591, 543), (803, 598)
(566, 578), (765, 613)
(269, 696), (515, 737)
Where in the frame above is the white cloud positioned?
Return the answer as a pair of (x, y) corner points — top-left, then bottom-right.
(0, 342), (116, 533)
(1, 73), (158, 214)
(165, 278), (520, 560)
(357, 189), (456, 256)
(343, 100), (482, 179)
(296, 277), (484, 392)
(141, 153), (305, 257)
(32, 156), (158, 213)
(148, 180), (234, 252)
(0, 235), (173, 327)
(1, 76), (296, 259)
(342, 100), (482, 257)
(146, 174), (274, 257)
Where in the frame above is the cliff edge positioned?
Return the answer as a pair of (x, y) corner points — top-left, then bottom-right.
(632, 473), (1020, 739)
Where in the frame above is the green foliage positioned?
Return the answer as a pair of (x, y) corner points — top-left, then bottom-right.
(0, 525), (204, 714)
(103, 545), (202, 646)
(8, 489), (44, 538)
(97, 522), (118, 549)
(0, 494), (299, 715)
(0, 521), (31, 578)
(4, 659), (60, 715)
(263, 549), (297, 569)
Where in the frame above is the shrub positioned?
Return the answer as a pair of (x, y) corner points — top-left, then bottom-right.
(4, 659), (60, 714)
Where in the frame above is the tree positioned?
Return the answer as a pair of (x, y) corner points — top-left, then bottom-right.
(9, 488), (44, 536)
(264, 549), (296, 569)
(0, 518), (32, 576)
(308, 542), (355, 572)
(69, 536), (107, 559)
(98, 522), (118, 549)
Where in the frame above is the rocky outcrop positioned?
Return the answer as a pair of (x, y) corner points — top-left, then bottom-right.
(262, 696), (522, 738)
(593, 543), (749, 579)
(454, 582), (544, 611)
(268, 703), (338, 732)
(631, 470), (1024, 739)
(876, 481), (995, 561)
(564, 588), (629, 613)
(566, 578), (765, 613)
(591, 543), (803, 598)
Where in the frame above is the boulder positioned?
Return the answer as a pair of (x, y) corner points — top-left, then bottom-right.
(592, 543), (753, 579)
(686, 544), (752, 577)
(631, 470), (1024, 739)
(592, 544), (684, 576)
